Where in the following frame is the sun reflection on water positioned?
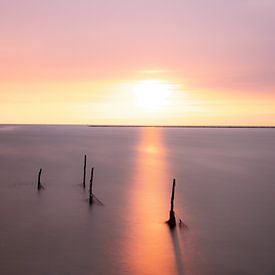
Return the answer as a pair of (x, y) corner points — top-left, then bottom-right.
(124, 127), (180, 275)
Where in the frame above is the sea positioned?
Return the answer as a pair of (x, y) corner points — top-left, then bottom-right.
(0, 125), (274, 275)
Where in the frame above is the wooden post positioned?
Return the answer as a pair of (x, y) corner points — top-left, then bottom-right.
(89, 167), (94, 204)
(167, 178), (176, 228)
(83, 155), (87, 188)
(38, 168), (42, 190)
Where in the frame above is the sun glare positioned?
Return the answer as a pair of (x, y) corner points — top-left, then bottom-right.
(133, 80), (172, 110)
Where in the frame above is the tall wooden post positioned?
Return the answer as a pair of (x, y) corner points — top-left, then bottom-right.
(83, 155), (87, 188)
(89, 167), (94, 204)
(167, 178), (176, 228)
(38, 168), (42, 190)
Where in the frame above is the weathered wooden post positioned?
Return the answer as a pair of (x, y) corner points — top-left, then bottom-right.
(167, 178), (176, 228)
(83, 155), (87, 188)
(89, 167), (94, 205)
(37, 168), (42, 190)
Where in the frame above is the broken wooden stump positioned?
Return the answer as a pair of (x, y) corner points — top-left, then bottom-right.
(83, 154), (87, 188)
(88, 167), (104, 206)
(89, 167), (94, 205)
(37, 168), (43, 190)
(167, 178), (176, 228)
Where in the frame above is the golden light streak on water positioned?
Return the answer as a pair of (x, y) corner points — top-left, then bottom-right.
(124, 127), (181, 275)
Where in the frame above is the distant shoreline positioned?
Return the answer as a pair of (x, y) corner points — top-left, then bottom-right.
(0, 124), (274, 129)
(88, 125), (275, 129)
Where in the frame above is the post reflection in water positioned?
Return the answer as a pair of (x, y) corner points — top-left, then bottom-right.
(125, 127), (184, 275)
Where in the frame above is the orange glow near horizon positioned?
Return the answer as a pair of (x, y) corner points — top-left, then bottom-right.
(1, 75), (274, 126)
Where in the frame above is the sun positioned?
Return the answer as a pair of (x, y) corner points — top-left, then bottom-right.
(133, 80), (172, 110)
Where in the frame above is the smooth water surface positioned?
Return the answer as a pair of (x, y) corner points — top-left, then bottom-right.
(0, 125), (274, 275)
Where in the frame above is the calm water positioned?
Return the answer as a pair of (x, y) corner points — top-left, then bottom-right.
(0, 125), (274, 275)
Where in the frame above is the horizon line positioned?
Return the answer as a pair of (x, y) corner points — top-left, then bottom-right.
(0, 123), (275, 129)
(89, 125), (275, 128)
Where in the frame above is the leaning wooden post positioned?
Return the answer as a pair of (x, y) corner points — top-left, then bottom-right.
(167, 178), (176, 228)
(89, 167), (94, 205)
(37, 168), (42, 190)
(83, 155), (87, 188)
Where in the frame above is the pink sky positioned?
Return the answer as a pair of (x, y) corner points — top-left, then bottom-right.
(0, 0), (274, 125)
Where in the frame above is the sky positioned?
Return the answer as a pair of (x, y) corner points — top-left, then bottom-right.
(0, 0), (275, 125)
